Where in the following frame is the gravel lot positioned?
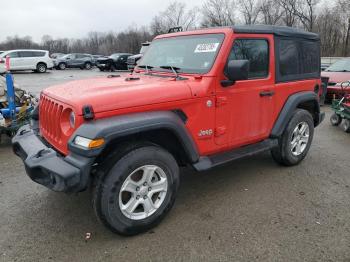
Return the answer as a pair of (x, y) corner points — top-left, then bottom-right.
(1, 69), (350, 262)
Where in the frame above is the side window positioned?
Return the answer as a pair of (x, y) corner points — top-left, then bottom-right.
(279, 39), (299, 76)
(7, 52), (19, 58)
(33, 51), (45, 57)
(300, 41), (319, 74)
(19, 51), (34, 57)
(277, 38), (320, 82)
(227, 39), (269, 79)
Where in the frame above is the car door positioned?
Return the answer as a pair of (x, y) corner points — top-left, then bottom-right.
(66, 54), (76, 67)
(76, 54), (85, 66)
(118, 55), (128, 69)
(6, 51), (21, 70)
(215, 35), (275, 147)
(18, 51), (34, 69)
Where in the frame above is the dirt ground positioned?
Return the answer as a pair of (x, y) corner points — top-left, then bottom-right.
(0, 69), (350, 262)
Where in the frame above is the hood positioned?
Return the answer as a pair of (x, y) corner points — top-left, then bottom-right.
(97, 57), (111, 62)
(128, 54), (143, 60)
(43, 74), (193, 115)
(321, 71), (350, 84)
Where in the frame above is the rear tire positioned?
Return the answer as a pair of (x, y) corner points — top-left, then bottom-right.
(93, 145), (179, 236)
(330, 113), (342, 126)
(341, 119), (350, 133)
(36, 63), (47, 73)
(271, 109), (314, 166)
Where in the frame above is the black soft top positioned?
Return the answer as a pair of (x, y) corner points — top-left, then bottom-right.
(233, 25), (319, 41)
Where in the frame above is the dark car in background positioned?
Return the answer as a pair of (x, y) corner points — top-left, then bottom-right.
(96, 53), (133, 71)
(54, 53), (94, 70)
(127, 42), (150, 70)
(92, 55), (106, 64)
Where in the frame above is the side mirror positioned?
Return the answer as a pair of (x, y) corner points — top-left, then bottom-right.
(222, 59), (249, 87)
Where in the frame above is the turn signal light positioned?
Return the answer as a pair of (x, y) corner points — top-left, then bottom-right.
(88, 138), (105, 149)
(74, 136), (105, 149)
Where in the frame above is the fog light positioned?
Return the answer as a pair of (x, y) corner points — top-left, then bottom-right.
(74, 136), (105, 149)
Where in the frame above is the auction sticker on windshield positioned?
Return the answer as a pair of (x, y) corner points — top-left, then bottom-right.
(194, 43), (220, 53)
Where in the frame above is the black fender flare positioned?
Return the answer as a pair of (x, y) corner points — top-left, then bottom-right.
(270, 91), (321, 138)
(68, 111), (199, 163)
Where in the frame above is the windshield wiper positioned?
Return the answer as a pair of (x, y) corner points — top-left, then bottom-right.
(159, 65), (181, 79)
(138, 65), (153, 74)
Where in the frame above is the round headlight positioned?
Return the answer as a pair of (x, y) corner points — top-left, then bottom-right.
(69, 111), (76, 128)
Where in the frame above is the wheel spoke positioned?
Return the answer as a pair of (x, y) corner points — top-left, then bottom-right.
(300, 123), (308, 135)
(150, 178), (167, 194)
(292, 128), (299, 137)
(122, 197), (140, 214)
(291, 141), (298, 151)
(296, 141), (302, 155)
(300, 136), (309, 144)
(143, 198), (155, 213)
(142, 166), (157, 184)
(121, 179), (138, 193)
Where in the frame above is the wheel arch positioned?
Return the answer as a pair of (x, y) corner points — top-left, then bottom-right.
(36, 61), (47, 68)
(270, 91), (321, 138)
(68, 111), (200, 166)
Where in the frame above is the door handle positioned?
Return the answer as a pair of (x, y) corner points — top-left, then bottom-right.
(260, 90), (275, 97)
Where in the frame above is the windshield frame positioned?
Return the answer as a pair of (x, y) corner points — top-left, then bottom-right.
(137, 33), (225, 75)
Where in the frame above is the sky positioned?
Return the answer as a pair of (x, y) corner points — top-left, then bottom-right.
(0, 0), (204, 42)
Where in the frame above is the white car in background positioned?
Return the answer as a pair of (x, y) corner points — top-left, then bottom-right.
(0, 49), (54, 73)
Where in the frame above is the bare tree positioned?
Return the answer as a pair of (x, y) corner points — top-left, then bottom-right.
(150, 1), (198, 35)
(237, 0), (261, 25)
(260, 0), (283, 25)
(292, 0), (320, 32)
(201, 0), (236, 27)
(278, 0), (298, 27)
(337, 0), (350, 56)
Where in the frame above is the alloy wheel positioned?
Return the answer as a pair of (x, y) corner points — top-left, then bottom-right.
(290, 121), (310, 156)
(119, 165), (168, 220)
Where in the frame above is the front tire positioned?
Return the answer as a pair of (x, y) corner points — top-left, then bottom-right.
(271, 109), (314, 166)
(58, 63), (66, 70)
(93, 145), (179, 236)
(84, 62), (92, 70)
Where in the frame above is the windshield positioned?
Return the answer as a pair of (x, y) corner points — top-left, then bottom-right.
(139, 34), (225, 74)
(110, 54), (120, 59)
(325, 59), (350, 72)
(140, 45), (149, 54)
(61, 54), (72, 59)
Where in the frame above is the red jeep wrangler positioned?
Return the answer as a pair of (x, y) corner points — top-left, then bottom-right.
(13, 25), (324, 235)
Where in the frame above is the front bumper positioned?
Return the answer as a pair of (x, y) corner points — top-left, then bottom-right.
(12, 124), (94, 192)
